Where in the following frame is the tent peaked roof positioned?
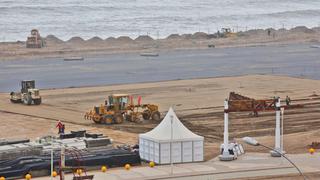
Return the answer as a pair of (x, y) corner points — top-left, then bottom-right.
(139, 107), (204, 142)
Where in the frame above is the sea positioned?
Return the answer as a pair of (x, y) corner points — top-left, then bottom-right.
(1, 0), (320, 42)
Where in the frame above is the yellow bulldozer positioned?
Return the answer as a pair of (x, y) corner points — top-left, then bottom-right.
(84, 94), (160, 124)
(220, 28), (237, 38)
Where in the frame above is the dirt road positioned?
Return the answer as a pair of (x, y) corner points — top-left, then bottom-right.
(1, 75), (319, 159)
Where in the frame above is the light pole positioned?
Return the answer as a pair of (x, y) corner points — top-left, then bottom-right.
(51, 135), (53, 180)
(242, 137), (307, 180)
(170, 114), (173, 175)
(50, 124), (54, 180)
(281, 107), (284, 153)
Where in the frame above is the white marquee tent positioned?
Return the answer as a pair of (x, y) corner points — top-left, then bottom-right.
(139, 107), (204, 164)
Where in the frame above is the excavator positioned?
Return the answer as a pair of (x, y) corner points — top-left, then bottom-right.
(84, 94), (160, 124)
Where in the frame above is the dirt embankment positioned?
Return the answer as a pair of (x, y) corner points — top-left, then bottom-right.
(0, 75), (320, 160)
(1, 26), (320, 61)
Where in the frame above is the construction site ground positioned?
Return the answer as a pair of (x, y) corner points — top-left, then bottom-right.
(1, 75), (320, 161)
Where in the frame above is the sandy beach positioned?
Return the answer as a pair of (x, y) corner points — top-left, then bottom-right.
(1, 75), (319, 160)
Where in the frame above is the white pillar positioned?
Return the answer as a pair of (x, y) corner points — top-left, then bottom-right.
(223, 100), (229, 155)
(275, 98), (281, 150)
(271, 98), (283, 157)
(281, 107), (284, 152)
(219, 100), (234, 161)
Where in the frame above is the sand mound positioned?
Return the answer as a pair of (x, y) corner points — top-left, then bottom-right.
(191, 32), (208, 39)
(290, 26), (314, 34)
(166, 34), (181, 40)
(87, 36), (104, 43)
(67, 36), (85, 43)
(180, 34), (192, 40)
(105, 37), (117, 42)
(45, 35), (64, 44)
(207, 34), (218, 39)
(135, 35), (154, 42)
(116, 36), (134, 43)
(266, 28), (276, 32)
(311, 27), (320, 32)
(244, 29), (266, 36)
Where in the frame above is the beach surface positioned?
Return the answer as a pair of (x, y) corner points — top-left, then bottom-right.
(1, 75), (319, 160)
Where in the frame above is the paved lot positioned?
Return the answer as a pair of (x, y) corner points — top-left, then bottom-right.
(1, 43), (320, 92)
(31, 153), (320, 180)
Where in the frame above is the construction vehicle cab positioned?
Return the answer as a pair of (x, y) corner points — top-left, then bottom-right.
(107, 94), (129, 112)
(26, 29), (45, 48)
(10, 80), (42, 105)
(220, 28), (237, 38)
(85, 94), (161, 124)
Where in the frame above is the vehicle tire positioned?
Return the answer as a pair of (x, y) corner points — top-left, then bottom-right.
(33, 98), (41, 105)
(142, 110), (151, 120)
(10, 99), (15, 103)
(23, 95), (32, 105)
(103, 116), (113, 124)
(114, 114), (124, 124)
(92, 115), (101, 124)
(126, 114), (132, 121)
(151, 111), (161, 121)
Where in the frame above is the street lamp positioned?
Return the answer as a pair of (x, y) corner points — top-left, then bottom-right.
(242, 137), (307, 180)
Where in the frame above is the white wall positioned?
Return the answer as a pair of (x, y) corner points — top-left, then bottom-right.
(139, 138), (204, 164)
(160, 142), (171, 164)
(182, 141), (193, 162)
(193, 140), (204, 162)
(139, 139), (144, 159)
(172, 142), (182, 163)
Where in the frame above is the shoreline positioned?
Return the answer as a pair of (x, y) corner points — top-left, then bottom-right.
(27, 73), (317, 91)
(0, 73), (314, 94)
(1, 25), (319, 61)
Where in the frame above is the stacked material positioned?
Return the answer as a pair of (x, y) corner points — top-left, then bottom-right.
(39, 131), (112, 154)
(0, 149), (140, 179)
(85, 138), (112, 148)
(0, 142), (43, 160)
(0, 138), (30, 145)
(0, 130), (139, 179)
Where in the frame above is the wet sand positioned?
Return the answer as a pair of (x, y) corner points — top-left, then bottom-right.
(1, 43), (320, 92)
